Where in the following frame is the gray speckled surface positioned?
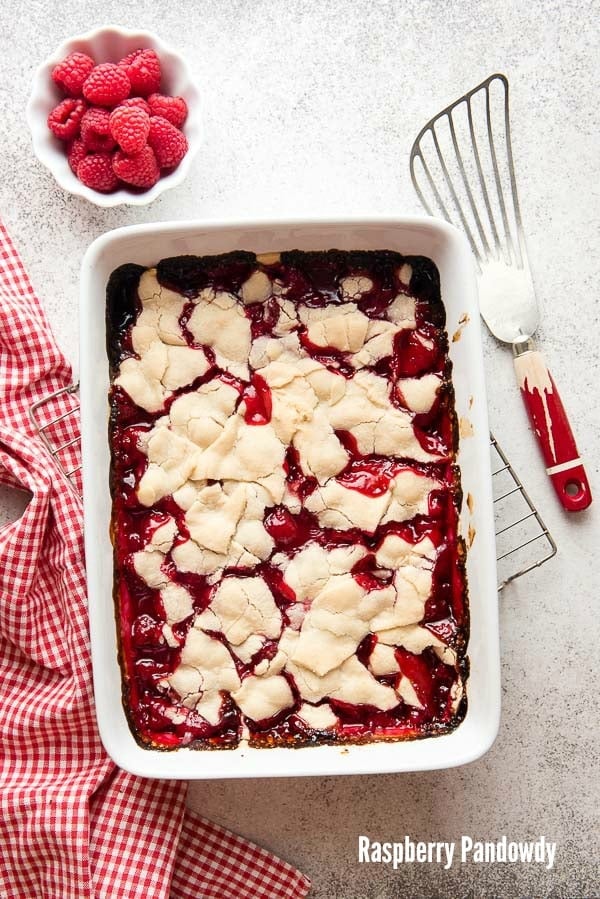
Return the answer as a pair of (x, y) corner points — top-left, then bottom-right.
(1, 1), (599, 896)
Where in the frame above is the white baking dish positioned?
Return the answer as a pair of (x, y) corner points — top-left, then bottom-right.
(80, 217), (500, 779)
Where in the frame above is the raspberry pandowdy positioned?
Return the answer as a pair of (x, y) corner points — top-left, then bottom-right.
(106, 249), (468, 750)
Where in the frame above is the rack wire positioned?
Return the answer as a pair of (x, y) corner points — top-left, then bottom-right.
(28, 384), (556, 590)
(490, 433), (556, 588)
(28, 383), (82, 500)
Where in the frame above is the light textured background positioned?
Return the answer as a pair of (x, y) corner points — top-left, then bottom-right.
(1, 1), (599, 897)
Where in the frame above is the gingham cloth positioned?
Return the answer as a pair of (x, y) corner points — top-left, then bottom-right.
(0, 221), (311, 899)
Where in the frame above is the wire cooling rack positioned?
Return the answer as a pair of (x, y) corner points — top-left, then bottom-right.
(28, 383), (82, 499)
(28, 384), (556, 590)
(490, 433), (556, 588)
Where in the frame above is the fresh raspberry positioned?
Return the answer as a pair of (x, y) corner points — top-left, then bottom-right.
(109, 105), (150, 155)
(83, 63), (130, 106)
(67, 138), (87, 173)
(118, 49), (161, 96)
(77, 152), (120, 192)
(51, 51), (95, 97)
(118, 96), (151, 115)
(80, 107), (116, 151)
(112, 145), (160, 188)
(47, 98), (87, 141)
(147, 116), (188, 169)
(147, 93), (188, 128)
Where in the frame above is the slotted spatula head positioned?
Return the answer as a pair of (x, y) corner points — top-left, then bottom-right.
(410, 73), (539, 344)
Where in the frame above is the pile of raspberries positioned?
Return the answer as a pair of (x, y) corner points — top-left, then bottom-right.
(47, 48), (189, 193)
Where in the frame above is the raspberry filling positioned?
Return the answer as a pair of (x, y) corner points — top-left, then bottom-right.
(107, 250), (468, 750)
(242, 373), (272, 425)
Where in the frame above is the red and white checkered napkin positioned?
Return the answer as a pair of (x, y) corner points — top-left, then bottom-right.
(0, 222), (311, 899)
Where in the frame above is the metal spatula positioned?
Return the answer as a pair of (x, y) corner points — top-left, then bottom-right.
(410, 73), (592, 512)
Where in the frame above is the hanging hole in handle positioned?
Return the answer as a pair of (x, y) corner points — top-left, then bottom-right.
(565, 480), (583, 497)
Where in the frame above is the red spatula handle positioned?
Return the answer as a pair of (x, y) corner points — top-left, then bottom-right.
(513, 341), (592, 511)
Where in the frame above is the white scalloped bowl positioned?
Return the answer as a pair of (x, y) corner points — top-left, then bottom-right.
(26, 26), (202, 207)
